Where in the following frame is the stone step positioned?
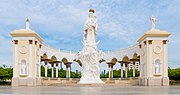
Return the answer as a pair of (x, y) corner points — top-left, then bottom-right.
(42, 79), (139, 86)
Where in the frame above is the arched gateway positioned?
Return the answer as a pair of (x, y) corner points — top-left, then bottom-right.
(10, 10), (170, 86)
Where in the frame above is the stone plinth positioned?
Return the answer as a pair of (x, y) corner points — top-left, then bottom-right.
(162, 77), (169, 86)
(12, 77), (42, 86)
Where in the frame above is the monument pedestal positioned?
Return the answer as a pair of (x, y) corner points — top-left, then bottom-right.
(35, 78), (42, 86)
(148, 77), (162, 86)
(12, 77), (42, 86)
(27, 77), (34, 86)
(139, 77), (148, 86)
(78, 78), (104, 84)
(162, 77), (169, 86)
(139, 77), (169, 86)
(12, 77), (19, 86)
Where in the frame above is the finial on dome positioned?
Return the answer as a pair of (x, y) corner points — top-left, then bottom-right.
(26, 17), (30, 30)
(89, 9), (95, 13)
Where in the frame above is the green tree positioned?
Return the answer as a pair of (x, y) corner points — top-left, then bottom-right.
(113, 70), (121, 78)
(2, 64), (6, 68)
(41, 65), (45, 77)
(168, 68), (180, 80)
(0, 65), (13, 81)
(71, 71), (81, 78)
(58, 69), (66, 78)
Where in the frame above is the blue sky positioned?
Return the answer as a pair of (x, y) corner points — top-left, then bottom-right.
(0, 0), (180, 71)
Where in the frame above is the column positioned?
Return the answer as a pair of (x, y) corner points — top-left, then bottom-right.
(163, 40), (168, 77)
(108, 66), (111, 78)
(133, 62), (135, 77)
(39, 61), (41, 77)
(163, 40), (169, 86)
(38, 45), (41, 77)
(123, 63), (125, 70)
(144, 41), (147, 77)
(139, 60), (142, 77)
(29, 40), (33, 77)
(139, 45), (142, 77)
(13, 40), (18, 77)
(56, 63), (59, 78)
(66, 66), (69, 78)
(148, 40), (152, 77)
(68, 66), (70, 78)
(80, 67), (82, 76)
(125, 64), (128, 78)
(34, 41), (37, 77)
(121, 63), (123, 78)
(111, 66), (113, 78)
(45, 62), (48, 77)
(51, 63), (54, 78)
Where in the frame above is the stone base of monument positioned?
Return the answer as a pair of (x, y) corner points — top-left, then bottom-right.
(148, 77), (162, 86)
(78, 78), (104, 84)
(162, 77), (169, 86)
(35, 78), (42, 86)
(41, 78), (139, 86)
(139, 77), (169, 86)
(77, 82), (105, 84)
(139, 77), (147, 86)
(12, 77), (42, 86)
(12, 77), (19, 86)
(27, 77), (34, 86)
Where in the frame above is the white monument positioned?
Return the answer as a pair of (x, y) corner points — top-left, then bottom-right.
(10, 10), (170, 86)
(77, 9), (104, 84)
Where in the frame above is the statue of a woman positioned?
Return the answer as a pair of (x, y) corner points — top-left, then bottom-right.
(21, 60), (27, 75)
(78, 9), (104, 84)
(83, 9), (97, 47)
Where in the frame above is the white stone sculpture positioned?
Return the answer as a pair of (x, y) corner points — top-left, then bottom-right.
(77, 9), (104, 83)
(151, 16), (157, 30)
(155, 59), (161, 74)
(26, 17), (30, 30)
(20, 60), (27, 75)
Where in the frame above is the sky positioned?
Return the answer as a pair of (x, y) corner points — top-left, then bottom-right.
(0, 0), (180, 72)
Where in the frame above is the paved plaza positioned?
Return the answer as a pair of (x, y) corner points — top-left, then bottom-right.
(0, 86), (180, 95)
